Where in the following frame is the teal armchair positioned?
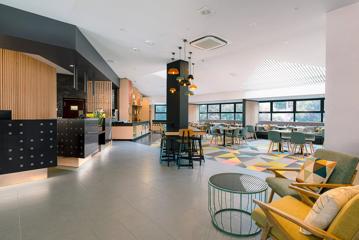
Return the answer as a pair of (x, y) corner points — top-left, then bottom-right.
(266, 149), (359, 202)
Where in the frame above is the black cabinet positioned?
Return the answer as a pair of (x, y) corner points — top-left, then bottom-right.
(57, 119), (99, 158)
(0, 120), (57, 175)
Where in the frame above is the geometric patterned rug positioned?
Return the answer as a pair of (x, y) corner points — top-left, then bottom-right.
(203, 139), (323, 175)
(150, 136), (323, 176)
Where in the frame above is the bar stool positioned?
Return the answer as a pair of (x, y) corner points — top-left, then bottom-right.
(190, 132), (205, 165)
(160, 131), (176, 166)
(177, 129), (194, 169)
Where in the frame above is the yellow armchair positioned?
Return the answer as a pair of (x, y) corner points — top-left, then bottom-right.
(252, 185), (359, 240)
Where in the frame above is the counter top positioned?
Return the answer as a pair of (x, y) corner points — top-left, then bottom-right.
(112, 121), (149, 126)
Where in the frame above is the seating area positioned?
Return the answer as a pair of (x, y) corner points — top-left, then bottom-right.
(0, 1), (359, 240)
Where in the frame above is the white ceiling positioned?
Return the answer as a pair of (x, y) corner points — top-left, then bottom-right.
(1, 0), (358, 101)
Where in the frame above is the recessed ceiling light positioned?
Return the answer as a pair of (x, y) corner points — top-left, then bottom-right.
(69, 64), (74, 67)
(294, 7), (299, 11)
(132, 47), (139, 52)
(198, 6), (212, 16)
(144, 40), (155, 46)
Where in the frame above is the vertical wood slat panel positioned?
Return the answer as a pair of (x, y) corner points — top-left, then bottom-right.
(86, 81), (112, 117)
(0, 48), (56, 119)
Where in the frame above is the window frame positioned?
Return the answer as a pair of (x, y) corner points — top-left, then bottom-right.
(258, 98), (325, 123)
(154, 104), (167, 120)
(198, 102), (243, 121)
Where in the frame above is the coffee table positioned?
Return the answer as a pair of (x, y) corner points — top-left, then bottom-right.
(208, 173), (268, 236)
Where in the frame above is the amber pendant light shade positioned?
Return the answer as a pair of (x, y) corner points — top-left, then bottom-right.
(168, 68), (179, 75)
(189, 84), (197, 91)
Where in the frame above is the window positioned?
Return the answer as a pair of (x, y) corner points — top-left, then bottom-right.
(221, 113), (234, 120)
(221, 104), (234, 112)
(208, 104), (220, 112)
(198, 102), (243, 122)
(235, 113), (243, 121)
(154, 105), (166, 120)
(258, 98), (324, 123)
(295, 113), (321, 122)
(259, 102), (270, 112)
(272, 113), (294, 122)
(208, 113), (220, 120)
(273, 101), (293, 112)
(199, 114), (207, 121)
(199, 105), (207, 113)
(259, 113), (271, 121)
(296, 100), (321, 112)
(236, 103), (243, 112)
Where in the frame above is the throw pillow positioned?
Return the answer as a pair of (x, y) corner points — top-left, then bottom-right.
(296, 158), (337, 192)
(300, 185), (359, 235)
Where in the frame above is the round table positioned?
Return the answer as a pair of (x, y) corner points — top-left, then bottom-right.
(208, 173), (268, 236)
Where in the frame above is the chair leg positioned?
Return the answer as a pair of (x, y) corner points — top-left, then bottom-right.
(267, 142), (273, 153)
(261, 224), (271, 240)
(268, 190), (275, 203)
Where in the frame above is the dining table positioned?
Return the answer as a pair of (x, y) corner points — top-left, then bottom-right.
(221, 126), (241, 146)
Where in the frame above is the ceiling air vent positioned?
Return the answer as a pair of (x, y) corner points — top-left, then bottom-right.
(190, 35), (227, 50)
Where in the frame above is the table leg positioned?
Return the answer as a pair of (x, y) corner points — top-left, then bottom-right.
(223, 130), (226, 146)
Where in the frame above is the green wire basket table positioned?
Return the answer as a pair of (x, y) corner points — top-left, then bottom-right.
(208, 173), (268, 237)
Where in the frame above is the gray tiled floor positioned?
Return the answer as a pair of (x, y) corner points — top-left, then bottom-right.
(0, 141), (270, 240)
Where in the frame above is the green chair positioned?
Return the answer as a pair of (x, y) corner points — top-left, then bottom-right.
(232, 128), (241, 144)
(290, 132), (308, 156)
(252, 186), (359, 240)
(266, 149), (359, 202)
(246, 125), (257, 139)
(281, 131), (292, 152)
(239, 127), (248, 144)
(305, 133), (316, 154)
(268, 131), (282, 153)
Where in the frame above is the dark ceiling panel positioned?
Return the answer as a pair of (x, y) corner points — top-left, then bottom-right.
(0, 4), (119, 86)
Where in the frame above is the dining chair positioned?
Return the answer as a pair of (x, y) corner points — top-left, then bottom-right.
(232, 128), (241, 144)
(268, 131), (282, 153)
(281, 131), (292, 152)
(246, 125), (257, 139)
(209, 126), (221, 144)
(290, 132), (309, 156)
(305, 133), (316, 154)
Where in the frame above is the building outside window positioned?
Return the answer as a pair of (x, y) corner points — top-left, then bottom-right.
(199, 102), (243, 121)
(154, 105), (166, 120)
(258, 98), (324, 123)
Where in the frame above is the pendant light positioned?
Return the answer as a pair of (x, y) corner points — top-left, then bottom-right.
(189, 62), (198, 91)
(187, 90), (194, 96)
(187, 52), (194, 81)
(167, 52), (179, 75)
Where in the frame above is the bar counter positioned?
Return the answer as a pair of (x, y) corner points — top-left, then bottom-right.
(57, 118), (99, 158)
(112, 121), (150, 140)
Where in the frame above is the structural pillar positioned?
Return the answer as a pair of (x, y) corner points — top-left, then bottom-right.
(166, 60), (189, 131)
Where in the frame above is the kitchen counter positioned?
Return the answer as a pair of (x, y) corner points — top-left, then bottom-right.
(112, 121), (150, 140)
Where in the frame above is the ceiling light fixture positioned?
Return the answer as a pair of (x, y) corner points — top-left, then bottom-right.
(169, 88), (176, 94)
(187, 90), (194, 96)
(144, 40), (155, 46)
(132, 47), (139, 51)
(168, 68), (179, 75)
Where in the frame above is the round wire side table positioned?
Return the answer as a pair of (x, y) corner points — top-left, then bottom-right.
(208, 173), (268, 237)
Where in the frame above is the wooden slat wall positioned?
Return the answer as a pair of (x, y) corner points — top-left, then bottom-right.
(87, 81), (112, 117)
(0, 48), (57, 119)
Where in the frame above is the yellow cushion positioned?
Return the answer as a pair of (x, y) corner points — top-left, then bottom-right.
(252, 196), (320, 240)
(327, 194), (359, 240)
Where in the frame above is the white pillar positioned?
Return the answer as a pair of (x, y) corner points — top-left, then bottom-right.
(325, 2), (359, 156)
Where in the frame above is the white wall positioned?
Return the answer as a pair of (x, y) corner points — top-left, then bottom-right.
(245, 100), (259, 126)
(188, 104), (199, 123)
(325, 2), (359, 157)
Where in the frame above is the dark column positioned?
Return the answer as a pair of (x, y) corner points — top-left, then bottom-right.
(166, 60), (189, 131)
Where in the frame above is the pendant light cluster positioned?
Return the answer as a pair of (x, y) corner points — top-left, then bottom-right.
(167, 39), (199, 96)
